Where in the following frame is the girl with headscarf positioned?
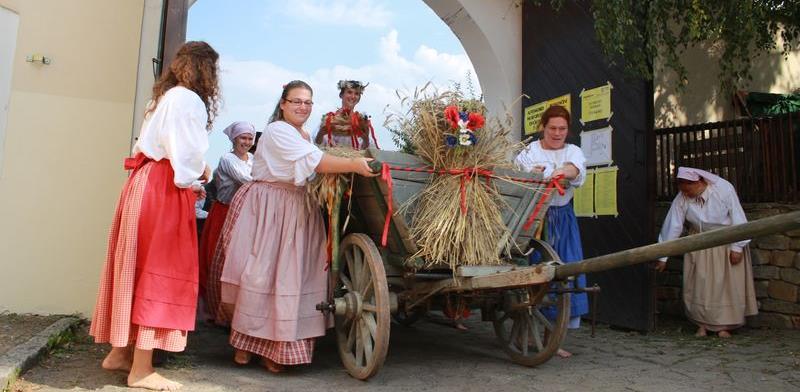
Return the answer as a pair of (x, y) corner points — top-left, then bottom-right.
(656, 167), (758, 338)
(199, 121), (255, 323)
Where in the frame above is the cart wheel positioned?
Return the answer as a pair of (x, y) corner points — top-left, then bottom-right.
(493, 239), (570, 367)
(335, 233), (391, 380)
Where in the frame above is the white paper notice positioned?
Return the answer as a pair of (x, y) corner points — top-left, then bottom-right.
(580, 126), (613, 167)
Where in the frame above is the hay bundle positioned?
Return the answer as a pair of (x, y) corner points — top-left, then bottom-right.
(387, 89), (520, 269)
(306, 146), (365, 209)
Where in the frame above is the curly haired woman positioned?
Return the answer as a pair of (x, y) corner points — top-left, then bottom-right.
(90, 41), (220, 391)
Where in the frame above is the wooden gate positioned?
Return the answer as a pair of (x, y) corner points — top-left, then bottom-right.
(522, 1), (656, 331)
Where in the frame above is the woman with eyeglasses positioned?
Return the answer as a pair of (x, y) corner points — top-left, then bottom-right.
(212, 80), (378, 373)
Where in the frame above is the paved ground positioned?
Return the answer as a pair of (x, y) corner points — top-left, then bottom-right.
(0, 314), (62, 357)
(10, 314), (800, 392)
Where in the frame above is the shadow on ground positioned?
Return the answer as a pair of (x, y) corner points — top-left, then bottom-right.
(11, 314), (800, 392)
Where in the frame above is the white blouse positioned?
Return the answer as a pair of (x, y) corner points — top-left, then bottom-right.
(133, 86), (209, 188)
(213, 152), (253, 204)
(658, 178), (749, 261)
(252, 121), (324, 186)
(514, 141), (587, 207)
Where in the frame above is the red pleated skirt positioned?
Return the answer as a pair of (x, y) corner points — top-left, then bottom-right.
(90, 154), (198, 351)
(198, 201), (230, 298)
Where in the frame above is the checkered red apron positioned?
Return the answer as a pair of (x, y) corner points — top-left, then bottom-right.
(90, 154), (197, 352)
(230, 330), (315, 365)
(205, 182), (254, 325)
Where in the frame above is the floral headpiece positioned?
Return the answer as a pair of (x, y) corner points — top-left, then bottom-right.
(443, 105), (484, 148)
(337, 80), (369, 91)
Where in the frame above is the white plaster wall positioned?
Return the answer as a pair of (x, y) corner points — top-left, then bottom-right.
(654, 37), (800, 127)
(132, 0), (165, 143)
(0, 0), (145, 316)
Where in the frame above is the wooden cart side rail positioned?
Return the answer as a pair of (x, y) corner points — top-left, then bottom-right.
(555, 210), (800, 279)
(407, 265), (556, 298)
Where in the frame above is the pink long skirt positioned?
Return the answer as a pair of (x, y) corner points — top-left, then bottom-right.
(219, 181), (328, 364)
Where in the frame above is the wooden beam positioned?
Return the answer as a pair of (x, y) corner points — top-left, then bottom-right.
(159, 0), (188, 76)
(459, 265), (554, 290)
(455, 265), (516, 277)
(556, 211), (800, 279)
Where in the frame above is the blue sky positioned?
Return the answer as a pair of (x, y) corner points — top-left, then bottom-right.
(187, 0), (480, 167)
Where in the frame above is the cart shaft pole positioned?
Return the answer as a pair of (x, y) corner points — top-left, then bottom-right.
(555, 211), (800, 279)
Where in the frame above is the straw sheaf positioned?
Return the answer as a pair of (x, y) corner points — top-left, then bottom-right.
(387, 87), (523, 269)
(306, 146), (365, 209)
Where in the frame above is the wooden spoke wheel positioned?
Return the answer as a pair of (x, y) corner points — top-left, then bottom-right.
(493, 239), (570, 367)
(334, 233), (391, 380)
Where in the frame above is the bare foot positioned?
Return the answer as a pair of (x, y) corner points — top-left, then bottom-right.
(556, 348), (572, 358)
(233, 349), (251, 365)
(695, 326), (707, 337)
(128, 371), (183, 391)
(718, 330), (732, 338)
(101, 347), (132, 372)
(260, 357), (286, 373)
(454, 322), (468, 331)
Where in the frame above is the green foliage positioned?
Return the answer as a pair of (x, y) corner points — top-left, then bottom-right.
(525, 0), (800, 93)
(764, 93), (800, 115)
(388, 125), (416, 154)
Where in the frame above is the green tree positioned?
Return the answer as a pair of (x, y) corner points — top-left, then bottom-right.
(526, 0), (800, 93)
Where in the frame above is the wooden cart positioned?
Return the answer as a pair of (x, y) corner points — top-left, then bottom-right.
(317, 148), (573, 380)
(317, 148), (800, 380)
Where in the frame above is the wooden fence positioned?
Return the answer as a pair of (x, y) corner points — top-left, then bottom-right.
(654, 111), (799, 203)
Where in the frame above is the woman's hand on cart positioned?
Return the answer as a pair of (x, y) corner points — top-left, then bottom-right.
(354, 158), (380, 177)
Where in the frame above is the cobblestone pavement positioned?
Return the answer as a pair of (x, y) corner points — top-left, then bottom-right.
(11, 315), (800, 392)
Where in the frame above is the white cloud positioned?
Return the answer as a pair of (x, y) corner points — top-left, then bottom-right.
(206, 30), (480, 166)
(285, 0), (391, 28)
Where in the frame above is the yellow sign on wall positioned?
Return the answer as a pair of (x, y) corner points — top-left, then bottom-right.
(594, 166), (618, 216)
(580, 82), (612, 124)
(524, 93), (571, 135)
(573, 169), (595, 217)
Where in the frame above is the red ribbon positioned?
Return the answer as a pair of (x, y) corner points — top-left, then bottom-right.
(367, 118), (380, 149)
(324, 112), (334, 146)
(380, 163), (394, 246)
(376, 164), (565, 247)
(123, 153), (150, 171)
(349, 111), (361, 148)
(521, 175), (566, 232)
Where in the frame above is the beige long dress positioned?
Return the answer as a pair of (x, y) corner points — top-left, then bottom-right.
(660, 177), (758, 330)
(683, 225), (758, 331)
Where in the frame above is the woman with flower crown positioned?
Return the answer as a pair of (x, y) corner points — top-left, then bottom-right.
(514, 104), (588, 358)
(314, 80), (379, 149)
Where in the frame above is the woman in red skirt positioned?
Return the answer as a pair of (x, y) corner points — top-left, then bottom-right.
(90, 41), (220, 391)
(199, 121), (255, 323)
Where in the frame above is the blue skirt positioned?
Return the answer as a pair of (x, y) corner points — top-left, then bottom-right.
(529, 203), (589, 320)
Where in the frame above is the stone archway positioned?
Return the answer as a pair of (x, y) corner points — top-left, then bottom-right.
(423, 1), (521, 130)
